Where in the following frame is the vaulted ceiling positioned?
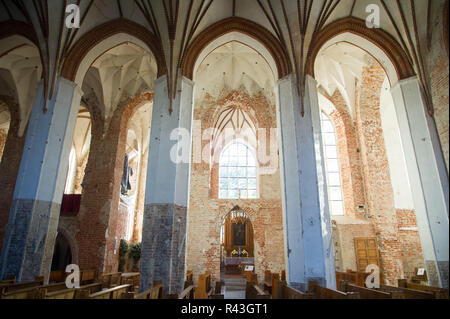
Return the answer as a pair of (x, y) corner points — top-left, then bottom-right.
(82, 42), (157, 126)
(195, 41), (275, 103)
(0, 38), (42, 135)
(0, 0), (445, 116)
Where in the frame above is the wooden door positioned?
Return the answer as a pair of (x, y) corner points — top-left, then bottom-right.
(354, 238), (380, 273)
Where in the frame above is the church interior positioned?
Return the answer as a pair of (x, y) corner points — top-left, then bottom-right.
(0, 0), (448, 300)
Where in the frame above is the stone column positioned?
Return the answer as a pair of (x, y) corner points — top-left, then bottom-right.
(391, 76), (449, 288)
(139, 76), (194, 294)
(0, 78), (81, 282)
(276, 74), (335, 290)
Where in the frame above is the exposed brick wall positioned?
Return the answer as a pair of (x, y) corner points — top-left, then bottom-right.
(356, 61), (405, 285)
(75, 93), (153, 274)
(0, 99), (27, 252)
(331, 216), (377, 273)
(429, 21), (449, 173)
(131, 149), (148, 244)
(186, 90), (285, 284)
(396, 209), (425, 281)
(328, 91), (366, 219)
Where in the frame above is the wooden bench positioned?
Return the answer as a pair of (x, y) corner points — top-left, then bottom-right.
(49, 270), (66, 283)
(100, 272), (122, 289)
(308, 281), (360, 299)
(194, 272), (214, 299)
(185, 270), (194, 288)
(340, 281), (392, 299)
(1, 281), (65, 299)
(80, 270), (98, 285)
(74, 283), (103, 299)
(0, 279), (44, 295)
(121, 273), (140, 289)
(123, 281), (164, 299)
(278, 281), (314, 299)
(336, 271), (370, 290)
(378, 284), (434, 299)
(398, 279), (449, 299)
(45, 289), (76, 299)
(90, 284), (132, 299)
(263, 270), (272, 293)
(245, 281), (271, 299)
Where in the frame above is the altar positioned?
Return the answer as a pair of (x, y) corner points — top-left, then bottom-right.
(223, 257), (254, 275)
(224, 257), (255, 266)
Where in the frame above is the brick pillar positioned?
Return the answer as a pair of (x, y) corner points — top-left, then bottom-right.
(356, 63), (404, 285)
(328, 91), (366, 219)
(0, 100), (27, 252)
(140, 76), (193, 294)
(76, 93), (152, 274)
(0, 78), (82, 282)
(131, 149), (148, 244)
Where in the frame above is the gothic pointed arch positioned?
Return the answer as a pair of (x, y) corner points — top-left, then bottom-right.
(307, 17), (415, 83)
(61, 18), (167, 83)
(181, 17), (291, 80)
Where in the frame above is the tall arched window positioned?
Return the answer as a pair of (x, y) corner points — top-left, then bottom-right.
(320, 112), (344, 215)
(219, 142), (257, 199)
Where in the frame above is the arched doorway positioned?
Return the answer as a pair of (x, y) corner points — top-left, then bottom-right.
(51, 233), (73, 272)
(220, 206), (254, 278)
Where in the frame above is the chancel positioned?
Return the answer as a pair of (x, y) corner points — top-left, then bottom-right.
(0, 0), (448, 301)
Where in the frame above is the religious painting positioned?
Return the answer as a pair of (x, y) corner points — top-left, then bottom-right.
(233, 222), (246, 246)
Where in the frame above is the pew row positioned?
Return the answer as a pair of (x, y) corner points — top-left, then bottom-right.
(398, 279), (449, 299)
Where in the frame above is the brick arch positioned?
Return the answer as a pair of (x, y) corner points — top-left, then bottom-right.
(307, 17), (415, 82)
(56, 225), (79, 266)
(181, 17), (291, 80)
(218, 205), (257, 233)
(61, 18), (167, 83)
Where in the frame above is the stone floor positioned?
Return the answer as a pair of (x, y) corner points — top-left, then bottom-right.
(223, 276), (246, 299)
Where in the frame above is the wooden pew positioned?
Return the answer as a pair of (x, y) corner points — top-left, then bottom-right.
(398, 279), (449, 299)
(278, 281), (314, 299)
(340, 281), (392, 299)
(49, 270), (66, 283)
(45, 289), (76, 299)
(90, 284), (132, 299)
(185, 270), (194, 288)
(194, 272), (214, 299)
(1, 281), (65, 299)
(124, 281), (164, 299)
(245, 272), (258, 285)
(0, 279), (44, 294)
(121, 273), (140, 289)
(74, 283), (103, 299)
(80, 270), (98, 285)
(100, 272), (122, 289)
(271, 273), (280, 299)
(245, 281), (271, 299)
(178, 285), (195, 299)
(308, 281), (360, 299)
(0, 278), (16, 285)
(378, 284), (434, 299)
(335, 271), (370, 290)
(263, 270), (272, 293)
